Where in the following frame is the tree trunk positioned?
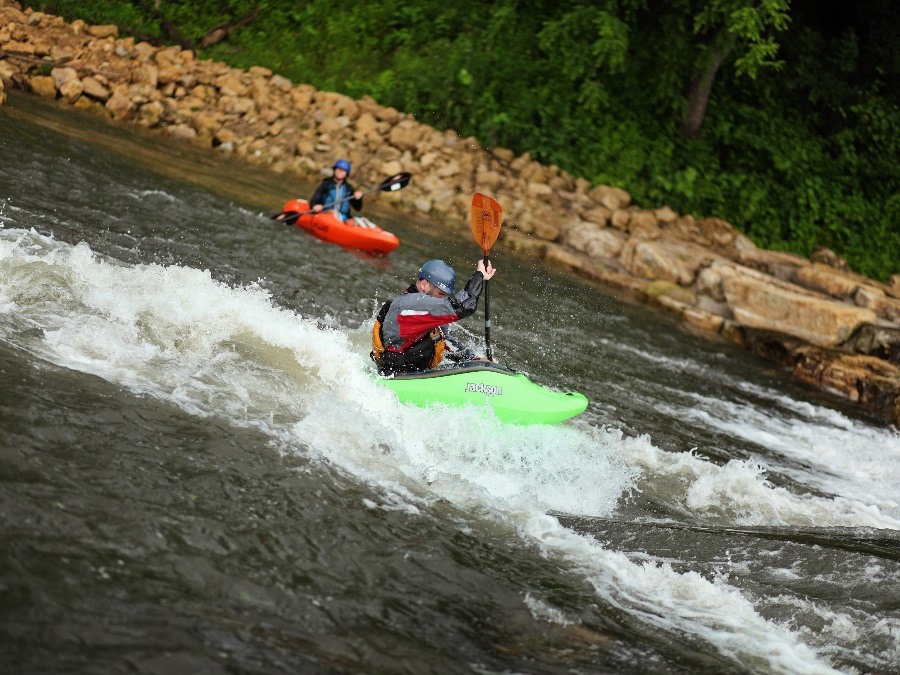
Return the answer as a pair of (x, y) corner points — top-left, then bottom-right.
(132, 0), (192, 49)
(680, 49), (727, 139)
(198, 9), (260, 49)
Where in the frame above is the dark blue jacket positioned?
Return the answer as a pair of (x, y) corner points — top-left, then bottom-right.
(310, 178), (362, 221)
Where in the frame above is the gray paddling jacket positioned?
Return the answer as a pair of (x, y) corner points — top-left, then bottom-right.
(372, 272), (484, 374)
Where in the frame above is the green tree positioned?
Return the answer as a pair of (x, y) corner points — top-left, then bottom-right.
(682, 0), (791, 137)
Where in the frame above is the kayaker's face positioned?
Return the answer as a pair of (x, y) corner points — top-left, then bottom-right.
(333, 168), (348, 182)
(417, 278), (448, 299)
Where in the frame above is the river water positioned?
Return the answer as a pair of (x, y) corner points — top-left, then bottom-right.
(2, 93), (899, 674)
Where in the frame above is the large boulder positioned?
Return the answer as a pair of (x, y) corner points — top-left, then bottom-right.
(737, 247), (809, 281)
(86, 24), (118, 39)
(628, 210), (660, 239)
(721, 266), (878, 347)
(588, 184), (631, 210)
(28, 74), (56, 97)
(388, 118), (429, 152)
(104, 84), (139, 120)
(81, 75), (111, 101)
(562, 221), (625, 260)
(620, 237), (722, 286)
(792, 347), (900, 425)
(841, 324), (900, 365)
(793, 263), (863, 299)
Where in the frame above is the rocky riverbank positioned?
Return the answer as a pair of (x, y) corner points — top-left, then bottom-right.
(2, 1), (898, 425)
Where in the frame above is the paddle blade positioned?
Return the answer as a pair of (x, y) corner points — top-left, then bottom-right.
(470, 193), (503, 256)
(377, 172), (411, 193)
(273, 212), (300, 226)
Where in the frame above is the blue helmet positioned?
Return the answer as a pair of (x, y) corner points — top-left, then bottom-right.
(418, 259), (456, 295)
(333, 159), (351, 174)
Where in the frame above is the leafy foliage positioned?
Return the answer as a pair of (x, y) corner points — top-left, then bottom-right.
(694, 0), (791, 78)
(23, 0), (900, 280)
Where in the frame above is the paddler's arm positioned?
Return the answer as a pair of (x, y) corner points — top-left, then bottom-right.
(348, 183), (363, 211)
(310, 181), (328, 212)
(448, 259), (496, 319)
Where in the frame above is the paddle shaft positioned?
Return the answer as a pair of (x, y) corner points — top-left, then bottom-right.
(482, 253), (492, 361)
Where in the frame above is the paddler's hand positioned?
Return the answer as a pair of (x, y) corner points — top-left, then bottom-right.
(313, 204), (323, 213)
(477, 259), (497, 280)
(353, 191), (363, 200)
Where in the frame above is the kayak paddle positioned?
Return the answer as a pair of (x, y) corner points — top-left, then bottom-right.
(272, 172), (412, 225)
(470, 193), (503, 361)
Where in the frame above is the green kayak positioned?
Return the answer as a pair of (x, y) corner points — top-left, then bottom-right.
(379, 361), (588, 425)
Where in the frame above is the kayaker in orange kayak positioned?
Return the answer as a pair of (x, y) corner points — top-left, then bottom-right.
(310, 159), (363, 222)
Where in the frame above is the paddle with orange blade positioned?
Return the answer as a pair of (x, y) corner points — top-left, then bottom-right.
(470, 193), (503, 361)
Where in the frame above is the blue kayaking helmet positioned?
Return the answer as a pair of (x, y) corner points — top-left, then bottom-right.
(418, 259), (456, 295)
(333, 159), (351, 174)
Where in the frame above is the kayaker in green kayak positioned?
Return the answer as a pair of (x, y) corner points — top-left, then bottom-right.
(371, 258), (497, 375)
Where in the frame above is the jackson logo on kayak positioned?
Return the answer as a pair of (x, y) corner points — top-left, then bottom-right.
(466, 383), (503, 396)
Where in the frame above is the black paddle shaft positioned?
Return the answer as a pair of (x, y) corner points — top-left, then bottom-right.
(483, 253), (492, 361)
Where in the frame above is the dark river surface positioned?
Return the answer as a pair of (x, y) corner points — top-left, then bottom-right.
(2, 92), (899, 674)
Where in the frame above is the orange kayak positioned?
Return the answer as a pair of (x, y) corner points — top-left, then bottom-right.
(280, 199), (400, 255)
